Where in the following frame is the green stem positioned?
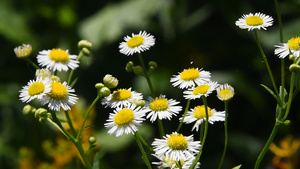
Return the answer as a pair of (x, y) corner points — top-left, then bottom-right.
(64, 110), (77, 137)
(254, 122), (281, 169)
(253, 30), (279, 96)
(135, 131), (152, 169)
(217, 101), (229, 169)
(157, 119), (165, 137)
(177, 99), (191, 132)
(281, 72), (296, 121)
(138, 132), (153, 152)
(76, 94), (101, 141)
(138, 53), (155, 98)
(190, 96), (209, 169)
(274, 0), (284, 43)
(68, 51), (84, 86)
(50, 111), (92, 169)
(25, 58), (40, 69)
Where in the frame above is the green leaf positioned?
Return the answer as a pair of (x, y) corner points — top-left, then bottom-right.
(232, 164), (242, 169)
(260, 84), (281, 105)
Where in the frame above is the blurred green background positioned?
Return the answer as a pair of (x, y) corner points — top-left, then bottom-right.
(1, 0), (300, 168)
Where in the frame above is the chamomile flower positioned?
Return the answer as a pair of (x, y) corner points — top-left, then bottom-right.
(41, 81), (78, 111)
(216, 83), (235, 101)
(35, 68), (52, 79)
(19, 77), (52, 103)
(170, 68), (211, 89)
(101, 88), (143, 108)
(152, 132), (201, 161)
(152, 154), (200, 169)
(104, 104), (147, 137)
(119, 31), (155, 56)
(275, 36), (300, 59)
(183, 81), (219, 100)
(144, 95), (182, 122)
(181, 105), (225, 131)
(235, 12), (273, 31)
(37, 48), (79, 71)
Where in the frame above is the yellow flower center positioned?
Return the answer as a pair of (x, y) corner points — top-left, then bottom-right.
(219, 89), (233, 101)
(127, 36), (144, 48)
(28, 82), (45, 96)
(192, 85), (210, 95)
(163, 156), (185, 167)
(245, 16), (264, 26)
(149, 97), (169, 111)
(114, 109), (134, 126)
(111, 89), (132, 101)
(287, 37), (300, 50)
(167, 133), (188, 150)
(49, 49), (69, 63)
(180, 68), (200, 81)
(49, 82), (68, 100)
(193, 105), (213, 119)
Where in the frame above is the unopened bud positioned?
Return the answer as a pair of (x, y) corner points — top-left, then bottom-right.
(81, 47), (90, 56)
(35, 108), (48, 119)
(78, 40), (92, 50)
(100, 87), (111, 97)
(283, 120), (291, 125)
(133, 66), (144, 75)
(14, 44), (32, 59)
(131, 99), (145, 107)
(95, 83), (105, 89)
(289, 64), (300, 73)
(148, 61), (157, 71)
(289, 54), (295, 61)
(50, 75), (61, 82)
(23, 105), (35, 115)
(125, 61), (134, 72)
(103, 74), (118, 88)
(88, 136), (97, 146)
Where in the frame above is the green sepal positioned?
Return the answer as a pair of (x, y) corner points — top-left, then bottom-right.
(232, 164), (242, 169)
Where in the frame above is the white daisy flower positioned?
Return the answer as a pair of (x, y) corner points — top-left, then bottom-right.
(19, 77), (52, 103)
(183, 81), (219, 100)
(170, 68), (211, 89)
(104, 104), (147, 137)
(235, 12), (273, 31)
(216, 83), (235, 101)
(35, 68), (52, 79)
(101, 88), (143, 108)
(152, 154), (200, 169)
(144, 95), (182, 122)
(37, 48), (79, 71)
(152, 132), (201, 161)
(119, 31), (155, 56)
(181, 105), (225, 132)
(275, 36), (300, 59)
(41, 81), (78, 111)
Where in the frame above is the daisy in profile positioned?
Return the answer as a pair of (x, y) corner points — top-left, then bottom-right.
(152, 132), (201, 161)
(152, 154), (200, 169)
(37, 48), (79, 71)
(144, 95), (182, 122)
(235, 12), (273, 31)
(183, 81), (219, 100)
(19, 77), (52, 103)
(35, 68), (52, 79)
(275, 36), (300, 59)
(170, 68), (211, 89)
(181, 105), (225, 132)
(104, 104), (147, 137)
(101, 88), (143, 108)
(41, 81), (78, 111)
(216, 83), (235, 101)
(14, 44), (32, 59)
(119, 31), (155, 56)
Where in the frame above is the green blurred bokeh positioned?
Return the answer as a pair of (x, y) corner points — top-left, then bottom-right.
(1, 0), (300, 168)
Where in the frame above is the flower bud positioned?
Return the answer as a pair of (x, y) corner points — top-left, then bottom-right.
(133, 66), (144, 75)
(100, 87), (111, 97)
(88, 136), (97, 146)
(131, 99), (145, 107)
(36, 69), (51, 79)
(14, 44), (32, 59)
(289, 64), (300, 73)
(78, 40), (92, 50)
(35, 108), (48, 119)
(283, 120), (291, 125)
(103, 74), (118, 88)
(289, 54), (295, 61)
(23, 105), (35, 115)
(50, 75), (61, 82)
(148, 61), (158, 71)
(81, 47), (90, 56)
(95, 83), (105, 89)
(125, 61), (134, 72)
